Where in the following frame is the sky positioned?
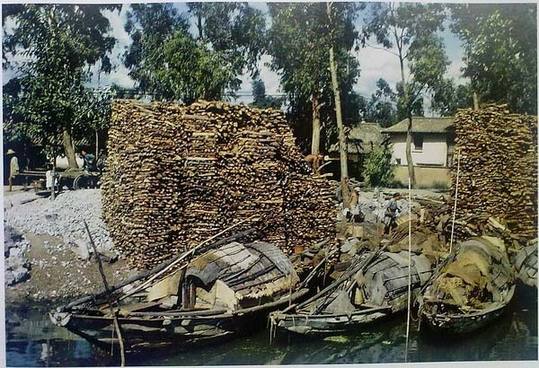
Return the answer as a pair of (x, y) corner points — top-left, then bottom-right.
(3, 2), (467, 114)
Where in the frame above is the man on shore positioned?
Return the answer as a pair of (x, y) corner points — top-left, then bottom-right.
(7, 149), (19, 192)
(81, 149), (97, 172)
(384, 192), (401, 235)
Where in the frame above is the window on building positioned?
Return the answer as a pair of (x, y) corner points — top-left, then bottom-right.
(413, 134), (423, 151)
(395, 158), (402, 165)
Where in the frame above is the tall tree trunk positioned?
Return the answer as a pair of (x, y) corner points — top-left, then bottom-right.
(329, 45), (350, 208)
(311, 94), (321, 156)
(62, 129), (78, 169)
(405, 114), (415, 185)
(398, 55), (416, 187)
(197, 13), (203, 40)
(473, 91), (479, 110)
(95, 129), (99, 159)
(327, 2), (351, 208)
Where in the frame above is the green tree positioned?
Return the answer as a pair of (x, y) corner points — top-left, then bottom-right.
(431, 80), (473, 116)
(124, 3), (266, 102)
(364, 144), (394, 187)
(3, 4), (118, 168)
(250, 78), (282, 109)
(450, 4), (537, 114)
(362, 78), (398, 127)
(268, 2), (361, 156)
(187, 2), (266, 76)
(363, 2), (449, 187)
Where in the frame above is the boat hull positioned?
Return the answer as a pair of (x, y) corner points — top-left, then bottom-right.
(51, 289), (308, 352)
(270, 307), (392, 336)
(420, 303), (508, 335)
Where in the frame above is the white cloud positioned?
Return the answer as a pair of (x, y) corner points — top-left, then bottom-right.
(90, 5), (135, 88)
(355, 45), (403, 97)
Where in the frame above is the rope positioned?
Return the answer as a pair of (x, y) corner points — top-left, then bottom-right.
(405, 177), (412, 363)
(450, 148), (462, 253)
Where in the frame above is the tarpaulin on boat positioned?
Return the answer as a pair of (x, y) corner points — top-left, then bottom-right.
(426, 236), (515, 308)
(185, 241), (299, 310)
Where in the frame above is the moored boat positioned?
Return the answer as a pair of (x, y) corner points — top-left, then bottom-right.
(418, 236), (516, 334)
(50, 232), (309, 352)
(512, 241), (537, 288)
(269, 248), (434, 336)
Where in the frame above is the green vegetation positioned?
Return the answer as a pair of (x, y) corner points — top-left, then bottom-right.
(450, 4), (537, 114)
(362, 2), (451, 187)
(2, 2), (536, 176)
(363, 144), (394, 188)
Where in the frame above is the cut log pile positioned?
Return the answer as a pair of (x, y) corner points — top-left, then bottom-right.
(446, 104), (537, 244)
(102, 100), (337, 269)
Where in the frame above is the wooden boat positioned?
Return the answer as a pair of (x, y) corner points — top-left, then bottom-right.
(49, 231), (309, 351)
(512, 242), (537, 288)
(418, 236), (516, 335)
(269, 247), (434, 336)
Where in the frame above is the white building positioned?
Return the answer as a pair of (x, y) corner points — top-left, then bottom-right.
(382, 117), (455, 188)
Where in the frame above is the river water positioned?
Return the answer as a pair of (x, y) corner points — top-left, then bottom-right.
(6, 285), (537, 366)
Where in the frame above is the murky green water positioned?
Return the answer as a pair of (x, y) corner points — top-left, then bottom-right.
(6, 285), (537, 366)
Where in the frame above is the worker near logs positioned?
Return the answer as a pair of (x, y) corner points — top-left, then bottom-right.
(81, 149), (97, 172)
(304, 153), (324, 174)
(7, 149), (19, 192)
(384, 192), (401, 235)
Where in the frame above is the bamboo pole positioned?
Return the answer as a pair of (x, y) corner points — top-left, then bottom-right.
(405, 177), (412, 363)
(83, 221), (126, 366)
(449, 148), (461, 253)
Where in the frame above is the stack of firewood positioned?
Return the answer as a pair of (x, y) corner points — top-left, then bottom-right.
(448, 104), (537, 243)
(102, 100), (337, 268)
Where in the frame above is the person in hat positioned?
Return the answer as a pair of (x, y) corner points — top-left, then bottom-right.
(7, 149), (19, 192)
(384, 192), (401, 235)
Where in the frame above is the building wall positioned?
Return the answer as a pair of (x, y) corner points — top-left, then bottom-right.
(393, 165), (451, 188)
(390, 133), (448, 167)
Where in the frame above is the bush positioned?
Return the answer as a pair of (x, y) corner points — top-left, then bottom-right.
(364, 144), (394, 187)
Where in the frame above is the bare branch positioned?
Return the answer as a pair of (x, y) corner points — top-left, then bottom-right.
(364, 42), (400, 57)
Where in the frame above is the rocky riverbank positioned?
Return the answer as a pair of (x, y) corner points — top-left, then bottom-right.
(4, 188), (133, 306)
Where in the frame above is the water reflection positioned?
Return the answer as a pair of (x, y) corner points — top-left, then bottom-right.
(6, 286), (537, 366)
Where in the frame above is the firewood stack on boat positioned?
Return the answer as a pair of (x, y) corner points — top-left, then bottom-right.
(102, 100), (337, 269)
(433, 105), (537, 245)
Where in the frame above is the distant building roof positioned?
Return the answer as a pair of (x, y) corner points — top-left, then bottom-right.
(329, 122), (386, 154)
(381, 116), (454, 134)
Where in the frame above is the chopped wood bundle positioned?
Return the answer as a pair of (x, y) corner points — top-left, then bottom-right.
(102, 100), (337, 269)
(449, 104), (537, 244)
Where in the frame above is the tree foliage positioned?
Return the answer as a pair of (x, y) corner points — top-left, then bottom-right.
(358, 78), (398, 127)
(187, 2), (266, 76)
(364, 144), (394, 187)
(124, 3), (266, 102)
(362, 3), (449, 186)
(450, 4), (537, 114)
(3, 4), (117, 166)
(431, 80), (473, 116)
(250, 78), (283, 109)
(363, 3), (449, 116)
(268, 2), (362, 152)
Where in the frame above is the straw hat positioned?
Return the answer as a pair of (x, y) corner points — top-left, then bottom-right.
(6, 149), (15, 155)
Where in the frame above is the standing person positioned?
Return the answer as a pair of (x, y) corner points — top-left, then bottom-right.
(81, 149), (97, 172)
(96, 149), (107, 173)
(384, 192), (401, 235)
(7, 149), (19, 192)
